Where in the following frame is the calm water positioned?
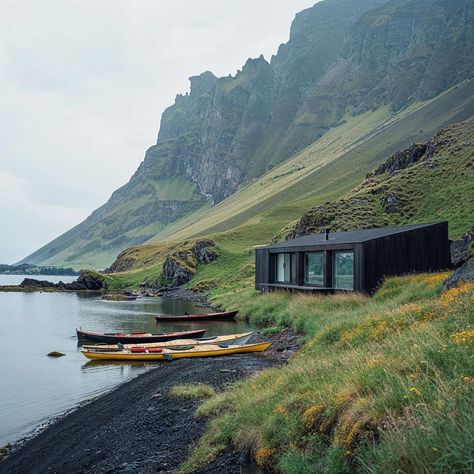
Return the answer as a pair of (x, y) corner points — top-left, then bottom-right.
(0, 275), (250, 446)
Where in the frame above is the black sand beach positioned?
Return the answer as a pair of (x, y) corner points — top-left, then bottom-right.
(0, 331), (298, 473)
(0, 357), (270, 474)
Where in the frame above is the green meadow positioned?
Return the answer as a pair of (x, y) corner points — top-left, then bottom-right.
(179, 275), (474, 473)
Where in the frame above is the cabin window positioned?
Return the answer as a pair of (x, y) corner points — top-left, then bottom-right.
(275, 253), (295, 283)
(304, 252), (325, 286)
(333, 252), (354, 290)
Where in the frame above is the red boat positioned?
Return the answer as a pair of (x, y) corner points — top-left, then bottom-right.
(155, 310), (238, 322)
(76, 328), (207, 344)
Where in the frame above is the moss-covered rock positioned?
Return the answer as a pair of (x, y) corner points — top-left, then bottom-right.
(161, 239), (219, 287)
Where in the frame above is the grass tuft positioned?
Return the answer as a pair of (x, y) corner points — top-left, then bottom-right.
(170, 383), (216, 399)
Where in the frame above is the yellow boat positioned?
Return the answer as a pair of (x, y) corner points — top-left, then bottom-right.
(81, 341), (271, 361)
(81, 332), (253, 351)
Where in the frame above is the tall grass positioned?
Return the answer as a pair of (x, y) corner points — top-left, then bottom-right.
(179, 275), (474, 473)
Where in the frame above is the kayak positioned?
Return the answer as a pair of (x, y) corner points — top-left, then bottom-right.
(76, 328), (207, 344)
(81, 341), (271, 361)
(81, 332), (254, 351)
(155, 310), (238, 322)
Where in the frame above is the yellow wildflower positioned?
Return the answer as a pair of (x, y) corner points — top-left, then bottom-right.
(274, 404), (286, 414)
(302, 404), (326, 429)
(254, 447), (275, 467)
(409, 387), (422, 397)
(450, 330), (474, 345)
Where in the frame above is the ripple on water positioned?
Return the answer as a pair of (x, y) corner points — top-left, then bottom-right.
(0, 288), (252, 446)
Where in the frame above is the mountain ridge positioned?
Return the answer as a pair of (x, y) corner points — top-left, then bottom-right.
(21, 0), (474, 268)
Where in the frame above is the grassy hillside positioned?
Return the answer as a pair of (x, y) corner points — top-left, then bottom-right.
(179, 275), (474, 473)
(18, 173), (206, 270)
(277, 120), (474, 241)
(104, 117), (473, 291)
(153, 80), (474, 244)
(22, 79), (474, 270)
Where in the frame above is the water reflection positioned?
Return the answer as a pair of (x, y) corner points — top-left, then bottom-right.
(0, 290), (251, 446)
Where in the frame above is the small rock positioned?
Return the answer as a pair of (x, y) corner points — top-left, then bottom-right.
(381, 193), (401, 213)
(47, 351), (65, 357)
(124, 463), (139, 471)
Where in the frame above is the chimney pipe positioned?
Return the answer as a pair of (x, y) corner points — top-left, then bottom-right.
(325, 228), (330, 240)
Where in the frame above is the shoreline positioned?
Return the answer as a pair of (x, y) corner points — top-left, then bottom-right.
(0, 358), (271, 473)
(0, 331), (299, 473)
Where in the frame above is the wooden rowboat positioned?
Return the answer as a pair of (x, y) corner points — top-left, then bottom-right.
(81, 341), (271, 361)
(82, 332), (254, 351)
(155, 310), (238, 322)
(76, 328), (207, 344)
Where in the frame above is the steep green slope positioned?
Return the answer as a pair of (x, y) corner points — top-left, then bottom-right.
(21, 0), (474, 268)
(154, 80), (474, 244)
(104, 119), (473, 292)
(277, 120), (474, 241)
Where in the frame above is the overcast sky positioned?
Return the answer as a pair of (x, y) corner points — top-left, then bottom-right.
(0, 0), (316, 264)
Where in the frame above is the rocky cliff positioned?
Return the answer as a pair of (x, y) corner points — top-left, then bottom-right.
(21, 0), (474, 268)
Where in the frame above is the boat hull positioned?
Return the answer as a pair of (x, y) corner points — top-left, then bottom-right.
(76, 328), (207, 344)
(82, 332), (253, 351)
(82, 342), (271, 361)
(154, 310), (238, 322)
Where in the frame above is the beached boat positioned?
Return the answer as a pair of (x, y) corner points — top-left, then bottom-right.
(81, 341), (271, 361)
(76, 328), (207, 344)
(81, 332), (254, 351)
(155, 310), (238, 322)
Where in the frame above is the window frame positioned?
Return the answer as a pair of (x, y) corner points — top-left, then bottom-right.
(274, 252), (296, 284)
(332, 251), (354, 290)
(303, 251), (325, 287)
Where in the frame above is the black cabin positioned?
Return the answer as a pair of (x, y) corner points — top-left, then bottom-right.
(255, 222), (451, 295)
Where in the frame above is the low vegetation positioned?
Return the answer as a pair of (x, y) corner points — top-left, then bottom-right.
(180, 274), (474, 473)
(170, 383), (216, 399)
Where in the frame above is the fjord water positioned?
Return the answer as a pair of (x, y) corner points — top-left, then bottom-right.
(0, 276), (250, 446)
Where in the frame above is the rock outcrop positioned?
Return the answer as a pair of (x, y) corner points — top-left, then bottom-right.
(444, 259), (474, 290)
(367, 143), (437, 179)
(450, 226), (474, 268)
(18, 270), (108, 291)
(161, 240), (218, 288)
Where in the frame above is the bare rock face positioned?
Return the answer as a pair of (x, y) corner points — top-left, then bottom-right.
(367, 143), (436, 178)
(450, 226), (474, 268)
(444, 259), (474, 290)
(161, 240), (218, 288)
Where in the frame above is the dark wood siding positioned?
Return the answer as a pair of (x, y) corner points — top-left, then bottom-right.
(362, 222), (451, 294)
(256, 222), (451, 295)
(255, 248), (270, 291)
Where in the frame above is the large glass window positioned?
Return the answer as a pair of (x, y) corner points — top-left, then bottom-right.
(304, 252), (324, 286)
(275, 253), (295, 283)
(333, 252), (354, 290)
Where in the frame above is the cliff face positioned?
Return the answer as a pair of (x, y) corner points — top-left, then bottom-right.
(21, 0), (474, 268)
